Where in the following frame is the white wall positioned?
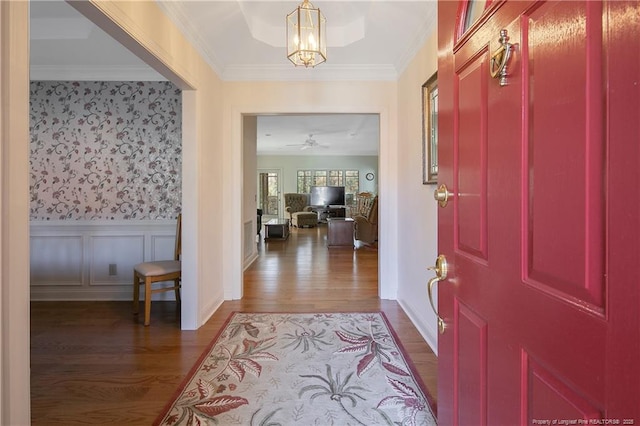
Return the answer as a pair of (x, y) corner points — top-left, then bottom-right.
(243, 116), (258, 271)
(257, 154), (379, 194)
(396, 31), (440, 354)
(30, 221), (177, 300)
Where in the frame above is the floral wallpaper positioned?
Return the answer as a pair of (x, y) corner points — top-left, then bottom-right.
(30, 81), (182, 220)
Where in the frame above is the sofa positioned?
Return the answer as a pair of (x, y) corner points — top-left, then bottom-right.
(284, 193), (317, 228)
(353, 192), (378, 244)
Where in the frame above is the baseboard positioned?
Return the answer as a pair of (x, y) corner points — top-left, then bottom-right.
(398, 299), (439, 357)
(243, 251), (259, 271)
(199, 296), (225, 329)
(30, 286), (177, 301)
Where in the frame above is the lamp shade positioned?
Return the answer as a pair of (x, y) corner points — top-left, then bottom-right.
(286, 0), (326, 67)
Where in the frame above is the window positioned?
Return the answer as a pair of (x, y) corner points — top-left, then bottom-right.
(328, 170), (343, 186)
(313, 170), (327, 186)
(297, 170), (313, 193)
(344, 170), (359, 204)
(462, 0), (487, 33)
(258, 172), (280, 215)
(298, 169), (360, 205)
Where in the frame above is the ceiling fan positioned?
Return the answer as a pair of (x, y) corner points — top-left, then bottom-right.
(286, 134), (329, 150)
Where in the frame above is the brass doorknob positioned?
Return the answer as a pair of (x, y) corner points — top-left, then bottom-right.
(433, 184), (452, 208)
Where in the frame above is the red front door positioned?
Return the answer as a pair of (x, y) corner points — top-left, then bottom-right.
(436, 0), (640, 423)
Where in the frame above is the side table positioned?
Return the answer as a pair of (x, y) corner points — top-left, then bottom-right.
(327, 218), (354, 248)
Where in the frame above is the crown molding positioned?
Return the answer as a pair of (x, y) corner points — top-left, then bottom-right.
(156, 1), (223, 77)
(29, 65), (166, 81)
(394, 6), (437, 76)
(221, 63), (398, 82)
(258, 149), (379, 156)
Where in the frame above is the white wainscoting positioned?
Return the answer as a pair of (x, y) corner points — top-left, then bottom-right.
(30, 220), (178, 301)
(242, 219), (258, 271)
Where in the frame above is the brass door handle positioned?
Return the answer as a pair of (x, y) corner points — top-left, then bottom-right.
(427, 254), (448, 334)
(490, 29), (514, 86)
(433, 184), (452, 208)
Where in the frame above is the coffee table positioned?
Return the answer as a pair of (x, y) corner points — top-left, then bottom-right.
(264, 218), (290, 241)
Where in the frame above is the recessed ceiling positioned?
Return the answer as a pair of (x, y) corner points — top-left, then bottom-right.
(31, 0), (437, 81)
(29, 1), (435, 156)
(157, 0), (437, 80)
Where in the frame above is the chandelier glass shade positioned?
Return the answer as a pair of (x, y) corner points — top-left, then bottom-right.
(286, 0), (326, 67)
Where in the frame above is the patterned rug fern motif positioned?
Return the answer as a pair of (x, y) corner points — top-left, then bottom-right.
(155, 312), (437, 426)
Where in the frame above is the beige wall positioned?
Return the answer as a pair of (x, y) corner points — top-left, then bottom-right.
(222, 81), (400, 300)
(64, 1), (226, 328)
(1, 2), (31, 423)
(396, 31), (439, 352)
(2, 1), (439, 420)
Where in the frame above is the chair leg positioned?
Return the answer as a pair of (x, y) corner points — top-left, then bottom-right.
(144, 277), (152, 326)
(133, 272), (140, 314)
(174, 279), (181, 302)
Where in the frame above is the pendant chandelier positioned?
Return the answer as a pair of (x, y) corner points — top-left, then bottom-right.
(286, 0), (327, 68)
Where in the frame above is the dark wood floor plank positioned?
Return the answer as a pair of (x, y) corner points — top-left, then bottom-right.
(31, 224), (437, 424)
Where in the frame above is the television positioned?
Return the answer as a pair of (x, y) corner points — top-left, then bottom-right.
(309, 186), (345, 207)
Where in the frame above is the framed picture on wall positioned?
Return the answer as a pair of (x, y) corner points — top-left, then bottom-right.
(422, 72), (438, 184)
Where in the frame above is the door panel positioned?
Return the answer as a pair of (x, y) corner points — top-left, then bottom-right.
(524, 354), (602, 421)
(523, 0), (606, 311)
(437, 0), (640, 422)
(456, 51), (489, 262)
(454, 299), (488, 425)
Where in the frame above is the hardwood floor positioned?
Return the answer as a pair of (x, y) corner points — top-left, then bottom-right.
(30, 224), (438, 424)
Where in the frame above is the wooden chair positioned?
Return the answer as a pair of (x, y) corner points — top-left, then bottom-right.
(133, 214), (181, 326)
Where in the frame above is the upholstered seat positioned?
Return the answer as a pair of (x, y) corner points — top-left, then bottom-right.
(292, 211), (318, 227)
(284, 193), (317, 228)
(134, 260), (180, 277)
(353, 193), (378, 245)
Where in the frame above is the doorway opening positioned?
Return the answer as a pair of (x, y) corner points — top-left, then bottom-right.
(258, 169), (282, 222)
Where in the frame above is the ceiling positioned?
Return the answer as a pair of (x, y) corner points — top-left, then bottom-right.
(29, 0), (437, 155)
(256, 114), (379, 156)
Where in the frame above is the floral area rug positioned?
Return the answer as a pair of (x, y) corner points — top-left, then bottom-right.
(155, 312), (437, 425)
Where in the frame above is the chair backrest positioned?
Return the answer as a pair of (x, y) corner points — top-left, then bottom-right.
(368, 196), (378, 224)
(174, 214), (182, 261)
(355, 192), (378, 222)
(284, 193), (309, 213)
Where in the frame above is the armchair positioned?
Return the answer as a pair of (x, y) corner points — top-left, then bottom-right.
(284, 193), (317, 228)
(353, 192), (378, 244)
